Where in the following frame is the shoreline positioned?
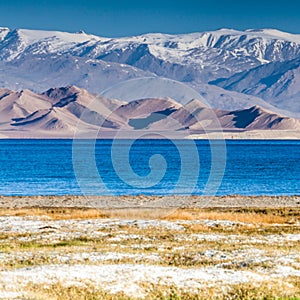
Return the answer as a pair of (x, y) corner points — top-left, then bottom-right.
(0, 129), (300, 140)
(1, 195), (300, 209)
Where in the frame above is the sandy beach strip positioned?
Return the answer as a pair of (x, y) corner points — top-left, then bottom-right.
(0, 195), (299, 209)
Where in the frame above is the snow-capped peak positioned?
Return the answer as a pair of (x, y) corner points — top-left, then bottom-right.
(0, 27), (9, 41)
(244, 28), (300, 43)
(9, 28), (104, 45)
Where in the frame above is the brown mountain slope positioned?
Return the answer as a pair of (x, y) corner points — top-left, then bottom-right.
(0, 86), (299, 137)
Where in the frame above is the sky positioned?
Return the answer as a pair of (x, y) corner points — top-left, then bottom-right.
(0, 0), (299, 37)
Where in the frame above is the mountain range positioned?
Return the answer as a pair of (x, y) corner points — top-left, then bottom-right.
(0, 27), (300, 119)
(0, 86), (299, 138)
(0, 26), (300, 138)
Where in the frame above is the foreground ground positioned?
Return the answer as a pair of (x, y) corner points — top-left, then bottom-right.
(0, 204), (299, 299)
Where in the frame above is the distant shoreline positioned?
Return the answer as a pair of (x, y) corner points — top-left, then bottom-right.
(0, 129), (300, 140)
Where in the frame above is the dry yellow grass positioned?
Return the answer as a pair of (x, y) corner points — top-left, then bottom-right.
(101, 206), (300, 224)
(164, 209), (293, 224)
(0, 207), (299, 224)
(102, 208), (176, 220)
(0, 208), (107, 220)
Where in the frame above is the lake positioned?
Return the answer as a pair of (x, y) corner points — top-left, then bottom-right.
(0, 139), (299, 196)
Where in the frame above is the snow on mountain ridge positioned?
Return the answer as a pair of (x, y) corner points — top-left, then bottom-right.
(78, 28), (300, 82)
(244, 29), (300, 43)
(2, 27), (300, 67)
(0, 28), (107, 61)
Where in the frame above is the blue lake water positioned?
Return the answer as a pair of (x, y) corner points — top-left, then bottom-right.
(0, 139), (299, 196)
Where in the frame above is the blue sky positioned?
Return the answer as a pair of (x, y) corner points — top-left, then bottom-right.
(0, 0), (299, 37)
